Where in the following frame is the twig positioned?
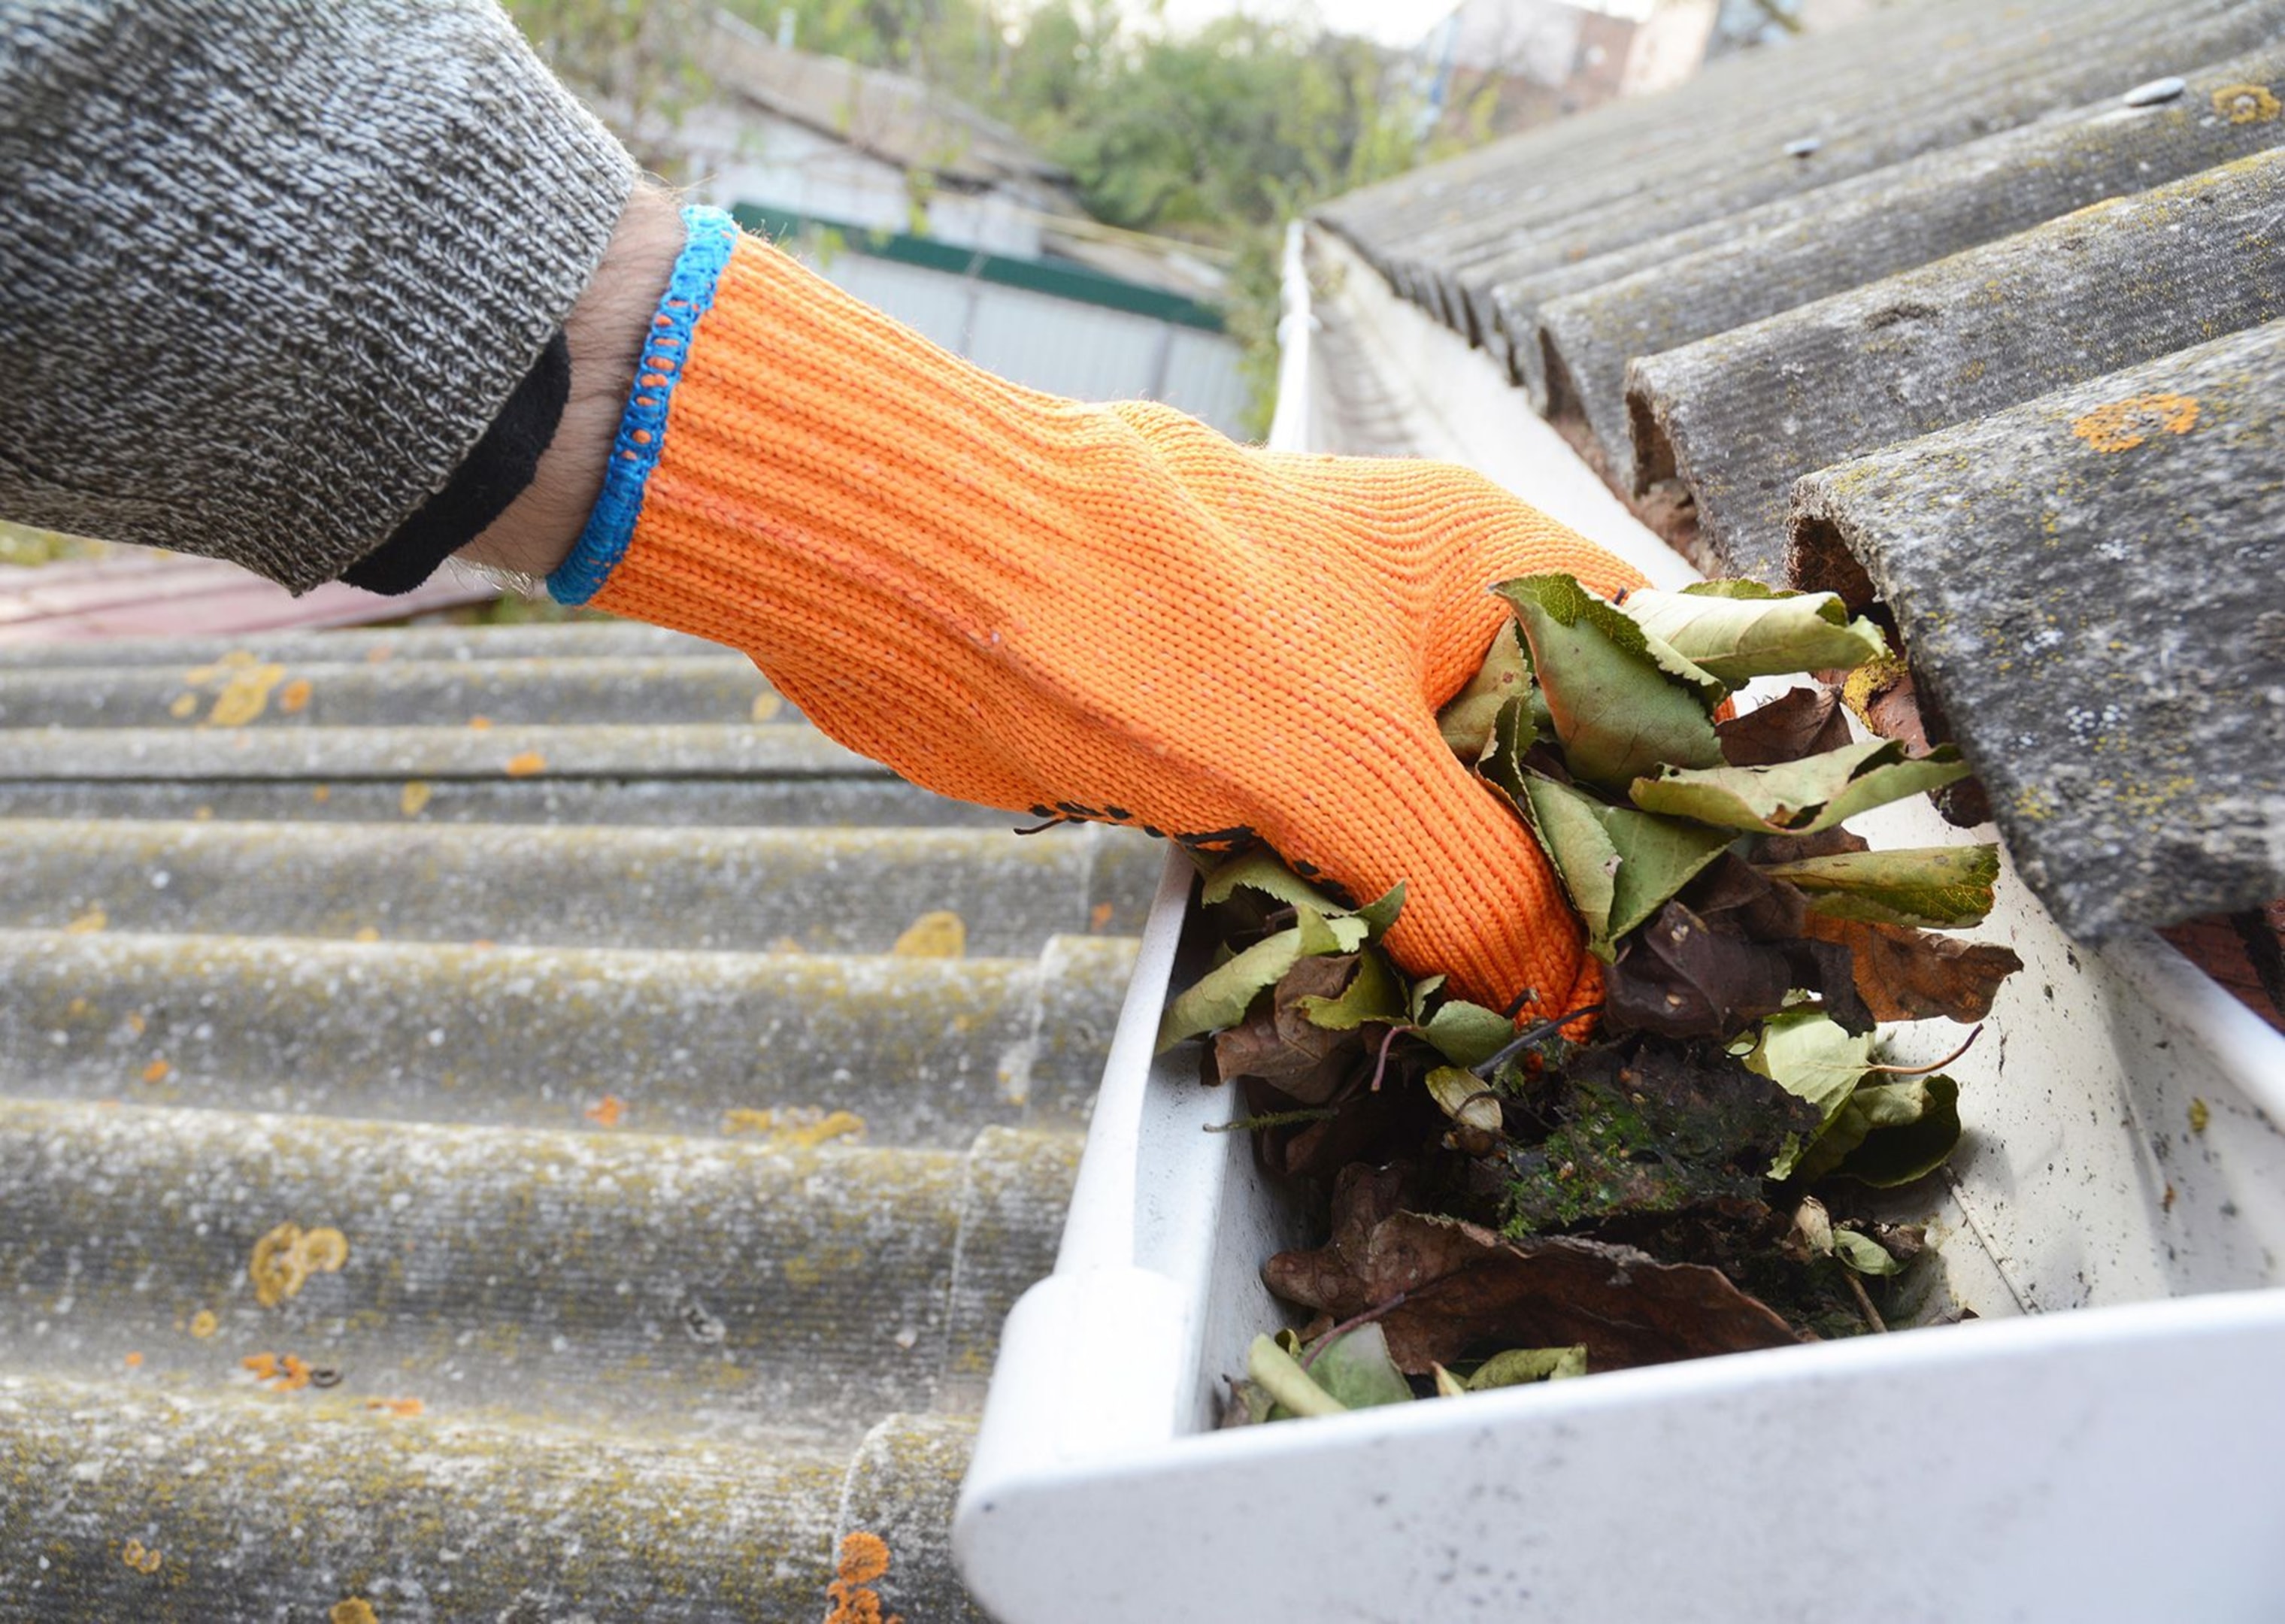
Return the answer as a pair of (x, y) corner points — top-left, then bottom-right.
(1844, 1270), (1888, 1334)
(1367, 1023), (1409, 1092)
(1299, 1289), (1412, 1371)
(1862, 1024), (1981, 1077)
(1471, 1003), (1603, 1080)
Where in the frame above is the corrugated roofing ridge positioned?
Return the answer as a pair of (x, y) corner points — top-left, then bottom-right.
(1529, 41), (2285, 456)
(0, 625), (1147, 1619)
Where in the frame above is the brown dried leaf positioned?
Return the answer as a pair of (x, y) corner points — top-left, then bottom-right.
(1716, 685), (1853, 767)
(1212, 955), (1363, 1104)
(1262, 1168), (1802, 1374)
(1800, 913), (2022, 1023)
(1602, 900), (1793, 1038)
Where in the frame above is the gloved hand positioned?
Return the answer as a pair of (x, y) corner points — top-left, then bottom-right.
(554, 209), (1646, 1016)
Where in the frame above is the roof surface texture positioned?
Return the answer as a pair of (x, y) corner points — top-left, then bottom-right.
(0, 620), (1156, 1618)
(1319, 0), (2285, 957)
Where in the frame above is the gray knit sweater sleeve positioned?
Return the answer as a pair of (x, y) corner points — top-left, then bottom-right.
(0, 1), (637, 592)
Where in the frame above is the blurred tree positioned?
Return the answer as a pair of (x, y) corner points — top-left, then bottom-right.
(504, 0), (714, 173)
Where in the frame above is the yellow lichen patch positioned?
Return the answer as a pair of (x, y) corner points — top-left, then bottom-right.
(503, 750), (547, 777)
(311, 784), (332, 804)
(204, 662), (288, 726)
(194, 804), (214, 820)
(277, 677), (313, 714)
(824, 1531), (903, 1624)
(188, 1310), (219, 1340)
(65, 905), (108, 934)
(2070, 392), (2199, 453)
(364, 1397), (423, 1419)
(330, 1601), (379, 1624)
(120, 1539), (164, 1575)
(750, 690), (784, 723)
(140, 1059), (171, 1085)
(2190, 1097), (2211, 1134)
(891, 910), (966, 959)
(250, 1220), (350, 1308)
(583, 1095), (626, 1129)
(769, 935), (805, 955)
(399, 780), (433, 817)
(167, 692), (199, 720)
(2214, 83), (2281, 123)
(723, 1106), (866, 1150)
(467, 714), (492, 731)
(353, 926), (380, 944)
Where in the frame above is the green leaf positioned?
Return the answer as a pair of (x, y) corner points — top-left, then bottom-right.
(1518, 775), (1618, 954)
(1423, 999), (1514, 1068)
(1302, 1322), (1414, 1410)
(1759, 845), (1999, 929)
(1407, 974), (1447, 1026)
(1477, 692), (1540, 805)
(1157, 914), (1369, 1050)
(1438, 623), (1532, 758)
(1517, 774), (1734, 961)
(1804, 1075), (1964, 1187)
(1832, 1229), (1902, 1277)
(1466, 1345), (1589, 1388)
(1426, 1065), (1504, 1132)
(1618, 583), (1890, 684)
(1496, 573), (1725, 792)
(1201, 849), (1342, 914)
(1630, 739), (1972, 835)
(1297, 947), (1407, 1031)
(1746, 1009), (1872, 1179)
(1246, 1333), (1347, 1418)
(1352, 883), (1407, 939)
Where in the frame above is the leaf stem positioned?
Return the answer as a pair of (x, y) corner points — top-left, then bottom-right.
(1844, 1269), (1888, 1334)
(1863, 1023), (1981, 1077)
(1471, 1003), (1603, 1080)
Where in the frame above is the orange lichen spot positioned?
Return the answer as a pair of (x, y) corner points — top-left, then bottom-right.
(399, 780), (433, 817)
(365, 1396), (424, 1419)
(125, 1011), (146, 1037)
(167, 692), (199, 720)
(311, 784), (332, 804)
(1089, 900), (1116, 932)
(2214, 83), (2281, 123)
(2070, 392), (2199, 453)
(189, 1310), (219, 1340)
(65, 905), (108, 935)
(140, 1059), (171, 1085)
(205, 662), (287, 726)
(750, 690), (783, 723)
(471, 938), (497, 951)
(277, 677), (313, 714)
(120, 1538), (163, 1574)
(242, 1351), (280, 1380)
(329, 1599), (380, 1624)
(467, 714), (492, 731)
(824, 1531), (903, 1624)
(890, 910), (966, 958)
(123, 1351), (144, 1368)
(584, 1094), (626, 1129)
(503, 750), (547, 777)
(247, 1353), (317, 1392)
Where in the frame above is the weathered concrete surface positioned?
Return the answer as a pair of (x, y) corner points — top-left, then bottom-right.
(0, 929), (1130, 1144)
(941, 1128), (1084, 1408)
(0, 1373), (847, 1622)
(1791, 323), (2285, 936)
(0, 655), (788, 729)
(0, 817), (1157, 953)
(836, 1413), (993, 1624)
(1535, 47), (2285, 470)
(1627, 148), (2285, 580)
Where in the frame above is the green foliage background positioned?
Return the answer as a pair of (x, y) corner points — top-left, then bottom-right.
(507, 0), (1441, 430)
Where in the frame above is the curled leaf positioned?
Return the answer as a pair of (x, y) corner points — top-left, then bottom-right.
(1438, 623), (1534, 758)
(1517, 774), (1735, 962)
(1466, 1344), (1588, 1388)
(1746, 1010), (1872, 1180)
(1831, 1229), (1903, 1277)
(1295, 947), (1406, 1032)
(1296, 1321), (1414, 1410)
(1426, 1065), (1504, 1133)
(1496, 573), (1724, 791)
(1800, 1074), (1964, 1188)
(1157, 913), (1369, 1050)
(1631, 738), (1971, 835)
(1422, 999), (1514, 1068)
(1799, 914), (2021, 1024)
(1618, 582), (1889, 685)
(1247, 1334), (1347, 1418)
(1202, 849), (1343, 914)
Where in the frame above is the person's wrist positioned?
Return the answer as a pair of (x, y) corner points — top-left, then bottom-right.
(455, 183), (686, 579)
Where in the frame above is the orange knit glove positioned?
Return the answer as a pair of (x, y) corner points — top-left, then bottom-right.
(550, 211), (1646, 1015)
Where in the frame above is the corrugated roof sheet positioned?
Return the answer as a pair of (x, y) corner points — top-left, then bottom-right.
(1317, 0), (2285, 962)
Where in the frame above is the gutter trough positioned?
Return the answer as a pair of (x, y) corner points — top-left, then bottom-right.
(956, 223), (2285, 1621)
